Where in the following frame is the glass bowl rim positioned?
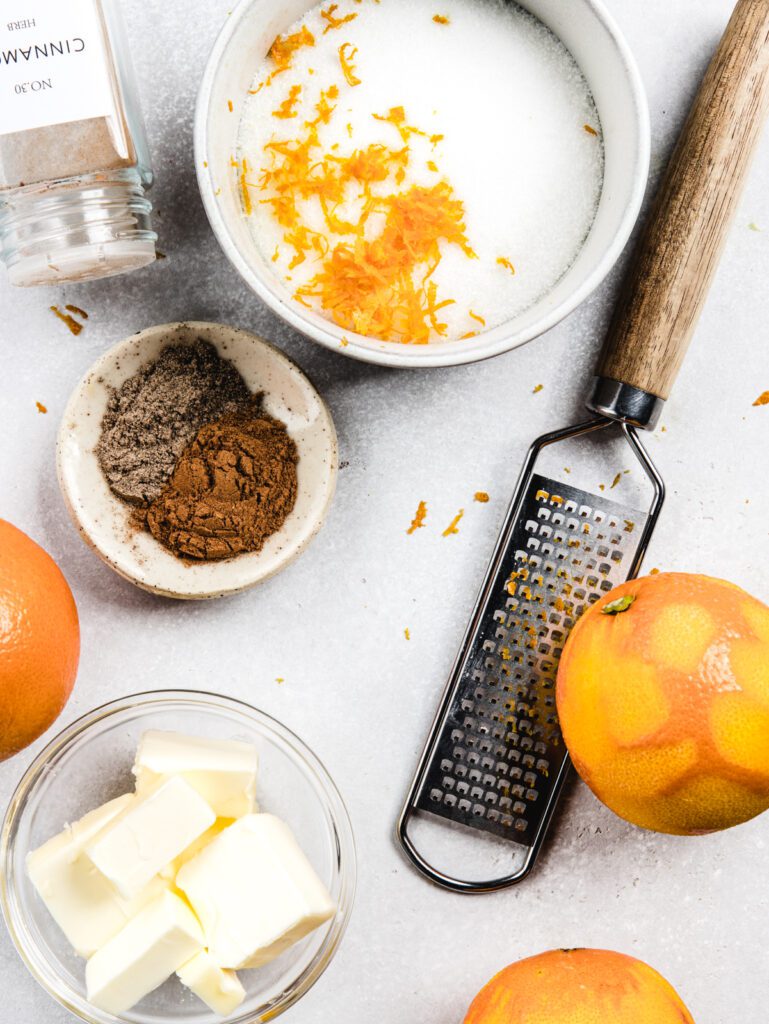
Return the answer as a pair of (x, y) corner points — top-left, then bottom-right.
(0, 689), (357, 1024)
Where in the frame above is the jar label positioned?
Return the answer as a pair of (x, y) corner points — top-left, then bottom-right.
(0, 0), (116, 137)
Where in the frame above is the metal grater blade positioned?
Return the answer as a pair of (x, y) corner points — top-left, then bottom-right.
(414, 473), (648, 846)
(398, 419), (664, 891)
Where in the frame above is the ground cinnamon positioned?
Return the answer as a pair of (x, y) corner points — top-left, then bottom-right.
(145, 405), (298, 562)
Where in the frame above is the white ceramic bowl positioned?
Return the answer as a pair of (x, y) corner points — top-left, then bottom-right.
(57, 322), (338, 599)
(195, 0), (649, 367)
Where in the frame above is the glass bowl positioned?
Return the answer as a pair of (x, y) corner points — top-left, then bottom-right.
(0, 691), (356, 1024)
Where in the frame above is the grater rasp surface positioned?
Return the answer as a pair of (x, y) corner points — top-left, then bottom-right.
(415, 473), (648, 846)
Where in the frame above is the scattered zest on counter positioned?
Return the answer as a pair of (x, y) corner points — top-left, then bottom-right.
(50, 305), (85, 336)
(583, 123), (599, 136)
(532, 384), (543, 393)
(36, 401), (47, 414)
(753, 390), (769, 406)
(442, 508), (464, 537)
(473, 491), (490, 503)
(404, 627), (410, 640)
(27, 730), (335, 1018)
(407, 500), (428, 534)
(433, 13), (450, 24)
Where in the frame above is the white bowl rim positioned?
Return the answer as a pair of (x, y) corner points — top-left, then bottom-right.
(0, 689), (357, 1024)
(194, 0), (650, 369)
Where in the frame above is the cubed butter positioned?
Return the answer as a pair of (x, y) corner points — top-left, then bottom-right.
(159, 818), (234, 881)
(177, 951), (246, 1016)
(85, 776), (215, 900)
(26, 795), (165, 957)
(86, 890), (204, 1015)
(133, 730), (258, 818)
(176, 814), (335, 970)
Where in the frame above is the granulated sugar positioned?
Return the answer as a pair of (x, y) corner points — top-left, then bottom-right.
(238, 0), (604, 344)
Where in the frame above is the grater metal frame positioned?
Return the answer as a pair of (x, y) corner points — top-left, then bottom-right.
(397, 417), (664, 894)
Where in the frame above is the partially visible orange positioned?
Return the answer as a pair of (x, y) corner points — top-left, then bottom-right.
(0, 519), (80, 760)
(556, 572), (769, 835)
(463, 948), (694, 1023)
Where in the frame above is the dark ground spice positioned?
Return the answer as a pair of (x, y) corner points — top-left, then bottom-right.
(97, 341), (252, 506)
(145, 404), (299, 561)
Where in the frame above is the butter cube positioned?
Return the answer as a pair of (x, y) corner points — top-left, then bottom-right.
(86, 776), (215, 900)
(86, 890), (204, 1015)
(176, 814), (335, 969)
(177, 951), (246, 1016)
(26, 795), (165, 957)
(133, 731), (258, 818)
(159, 818), (234, 882)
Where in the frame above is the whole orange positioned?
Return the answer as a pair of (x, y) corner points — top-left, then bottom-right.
(0, 519), (80, 760)
(556, 572), (769, 835)
(463, 948), (694, 1023)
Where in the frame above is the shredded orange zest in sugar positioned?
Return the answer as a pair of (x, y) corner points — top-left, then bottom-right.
(497, 256), (515, 274)
(253, 37), (479, 345)
(474, 491), (490, 503)
(36, 401), (47, 414)
(262, 26), (316, 88)
(271, 245), (280, 262)
(469, 310), (485, 326)
(583, 124), (598, 136)
(273, 84), (302, 118)
(322, 3), (358, 32)
(235, 157), (253, 216)
(407, 500), (428, 534)
(429, 133), (444, 146)
(427, 160), (438, 172)
(443, 509), (464, 537)
(339, 42), (361, 85)
(433, 14), (450, 24)
(459, 331), (478, 339)
(373, 105), (428, 144)
(753, 390), (769, 406)
(227, 99), (234, 112)
(533, 383), (543, 393)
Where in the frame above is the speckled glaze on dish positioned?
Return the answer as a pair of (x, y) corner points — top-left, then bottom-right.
(57, 322), (338, 599)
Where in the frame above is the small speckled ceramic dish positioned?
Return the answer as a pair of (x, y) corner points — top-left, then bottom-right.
(57, 322), (338, 599)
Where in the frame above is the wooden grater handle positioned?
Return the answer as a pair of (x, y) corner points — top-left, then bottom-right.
(590, 0), (769, 425)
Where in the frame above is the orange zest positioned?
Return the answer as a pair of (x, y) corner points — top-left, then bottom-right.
(433, 14), (450, 24)
(49, 305), (83, 335)
(407, 500), (428, 534)
(753, 390), (769, 406)
(469, 310), (485, 326)
(497, 256), (515, 274)
(442, 509), (464, 537)
(262, 26), (316, 88)
(322, 3), (358, 32)
(273, 84), (302, 118)
(339, 42), (361, 85)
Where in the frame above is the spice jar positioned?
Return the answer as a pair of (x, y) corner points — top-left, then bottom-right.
(0, 1), (156, 287)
